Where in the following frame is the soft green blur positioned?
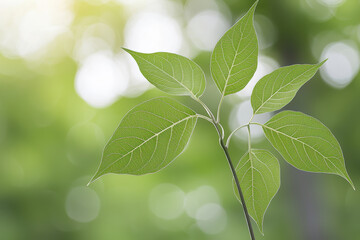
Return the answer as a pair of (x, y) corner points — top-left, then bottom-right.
(0, 0), (359, 239)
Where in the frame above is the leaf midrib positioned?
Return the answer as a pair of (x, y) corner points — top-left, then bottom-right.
(262, 124), (344, 175)
(135, 53), (198, 98)
(254, 65), (318, 114)
(99, 114), (197, 176)
(221, 19), (249, 96)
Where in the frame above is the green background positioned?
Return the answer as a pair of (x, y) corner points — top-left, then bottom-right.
(1, 0), (359, 239)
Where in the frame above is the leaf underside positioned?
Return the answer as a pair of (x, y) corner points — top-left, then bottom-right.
(124, 48), (206, 98)
(263, 111), (354, 189)
(235, 149), (280, 233)
(90, 97), (198, 183)
(210, 0), (258, 96)
(251, 61), (326, 114)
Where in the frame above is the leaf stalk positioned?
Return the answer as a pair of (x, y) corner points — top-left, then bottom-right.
(196, 97), (256, 240)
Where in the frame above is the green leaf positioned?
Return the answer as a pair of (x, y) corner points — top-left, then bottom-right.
(251, 61), (326, 114)
(210, 1), (258, 96)
(234, 149), (280, 233)
(123, 48), (206, 98)
(262, 111), (354, 189)
(90, 97), (198, 183)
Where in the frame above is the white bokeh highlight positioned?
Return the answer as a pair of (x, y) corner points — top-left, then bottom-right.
(124, 11), (183, 53)
(186, 10), (230, 51)
(75, 51), (129, 108)
(196, 203), (227, 235)
(184, 0), (220, 20)
(65, 186), (100, 223)
(237, 56), (279, 98)
(184, 185), (220, 218)
(149, 183), (185, 220)
(255, 14), (277, 50)
(229, 100), (272, 142)
(302, 0), (334, 22)
(320, 41), (359, 88)
(0, 0), (73, 59)
(73, 22), (116, 63)
(316, 0), (345, 7)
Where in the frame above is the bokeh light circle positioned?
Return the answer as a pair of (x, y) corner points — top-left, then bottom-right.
(320, 41), (359, 88)
(196, 203), (227, 234)
(65, 186), (100, 223)
(149, 183), (185, 220)
(184, 185), (220, 218)
(229, 100), (272, 142)
(124, 11), (183, 53)
(186, 10), (230, 51)
(75, 51), (129, 108)
(237, 55), (279, 98)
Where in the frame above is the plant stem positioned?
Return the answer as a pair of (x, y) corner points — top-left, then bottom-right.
(219, 138), (256, 240)
(195, 97), (256, 240)
(193, 97), (217, 123)
(226, 124), (249, 148)
(216, 94), (224, 123)
(247, 125), (252, 153)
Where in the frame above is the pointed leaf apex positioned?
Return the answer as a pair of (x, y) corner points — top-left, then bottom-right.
(318, 59), (328, 66)
(344, 174), (355, 190)
(210, 0), (259, 95)
(123, 49), (206, 97)
(263, 111), (355, 192)
(246, 0), (259, 18)
(122, 47), (138, 55)
(252, 0), (259, 10)
(87, 171), (100, 186)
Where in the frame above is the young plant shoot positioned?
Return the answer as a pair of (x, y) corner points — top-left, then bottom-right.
(88, 1), (354, 239)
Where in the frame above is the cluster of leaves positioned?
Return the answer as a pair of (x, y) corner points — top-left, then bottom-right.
(89, 1), (353, 235)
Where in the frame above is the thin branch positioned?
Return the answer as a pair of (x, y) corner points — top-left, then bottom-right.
(196, 114), (213, 123)
(194, 96), (256, 240)
(219, 139), (256, 240)
(216, 94), (224, 123)
(226, 124), (249, 148)
(247, 125), (252, 153)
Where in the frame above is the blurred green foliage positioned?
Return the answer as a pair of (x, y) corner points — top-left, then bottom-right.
(0, 0), (359, 239)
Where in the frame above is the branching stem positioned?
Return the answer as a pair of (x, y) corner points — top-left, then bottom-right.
(195, 97), (256, 240)
(226, 124), (249, 148)
(194, 97), (217, 123)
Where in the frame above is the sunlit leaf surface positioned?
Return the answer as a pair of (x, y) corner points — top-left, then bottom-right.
(91, 97), (198, 183)
(262, 111), (354, 189)
(124, 49), (206, 98)
(251, 61), (325, 114)
(235, 149), (280, 233)
(210, 1), (258, 96)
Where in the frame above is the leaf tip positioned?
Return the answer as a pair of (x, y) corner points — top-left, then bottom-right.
(318, 59), (328, 67)
(251, 217), (264, 235)
(87, 171), (102, 187)
(339, 171), (355, 190)
(347, 178), (356, 191)
(257, 222), (264, 236)
(122, 47), (139, 56)
(122, 47), (131, 52)
(86, 176), (95, 187)
(242, 0), (259, 20)
(249, 0), (259, 14)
